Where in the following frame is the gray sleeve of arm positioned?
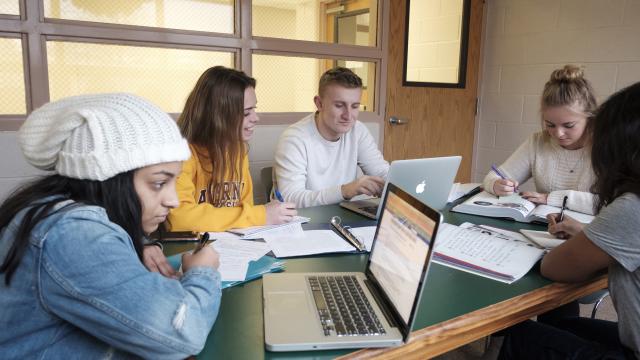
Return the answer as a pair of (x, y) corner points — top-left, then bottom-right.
(584, 194), (640, 272)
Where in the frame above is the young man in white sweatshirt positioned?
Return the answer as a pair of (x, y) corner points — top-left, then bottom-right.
(274, 67), (389, 208)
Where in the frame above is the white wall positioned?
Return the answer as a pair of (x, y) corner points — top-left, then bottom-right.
(474, 0), (640, 183)
(0, 121), (381, 205)
(0, 132), (48, 201)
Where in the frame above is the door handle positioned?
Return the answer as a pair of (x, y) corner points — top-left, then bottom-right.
(389, 116), (408, 125)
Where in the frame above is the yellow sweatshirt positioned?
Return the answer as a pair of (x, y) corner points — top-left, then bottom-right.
(167, 145), (267, 232)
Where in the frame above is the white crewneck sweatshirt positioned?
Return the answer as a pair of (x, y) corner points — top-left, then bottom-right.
(483, 132), (596, 215)
(274, 113), (389, 208)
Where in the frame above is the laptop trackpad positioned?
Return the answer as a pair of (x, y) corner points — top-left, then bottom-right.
(266, 292), (309, 316)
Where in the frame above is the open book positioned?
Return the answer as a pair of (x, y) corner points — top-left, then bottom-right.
(451, 191), (594, 224)
(433, 223), (545, 284)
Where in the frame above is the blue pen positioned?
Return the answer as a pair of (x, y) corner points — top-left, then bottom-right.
(274, 189), (285, 202)
(491, 164), (518, 192)
(490, 164), (507, 179)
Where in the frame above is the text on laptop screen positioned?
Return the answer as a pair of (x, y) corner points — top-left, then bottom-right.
(368, 191), (436, 324)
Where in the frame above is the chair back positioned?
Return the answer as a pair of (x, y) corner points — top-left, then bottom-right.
(260, 166), (274, 202)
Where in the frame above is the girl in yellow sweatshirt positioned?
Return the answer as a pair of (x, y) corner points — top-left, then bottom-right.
(168, 66), (296, 232)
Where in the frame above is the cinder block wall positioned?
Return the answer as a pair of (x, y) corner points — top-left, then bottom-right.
(474, 0), (640, 183)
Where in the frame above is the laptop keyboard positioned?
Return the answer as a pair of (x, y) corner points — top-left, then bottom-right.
(308, 275), (386, 337)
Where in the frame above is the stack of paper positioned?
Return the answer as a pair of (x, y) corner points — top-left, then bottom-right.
(211, 238), (271, 281)
(167, 238), (283, 288)
(261, 224), (378, 258)
(222, 256), (284, 289)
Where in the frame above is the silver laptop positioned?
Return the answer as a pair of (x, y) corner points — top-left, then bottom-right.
(263, 183), (442, 351)
(340, 155), (461, 219)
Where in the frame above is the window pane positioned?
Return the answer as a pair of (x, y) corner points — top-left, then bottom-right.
(44, 0), (234, 34)
(406, 0), (465, 84)
(0, 1), (19, 15)
(0, 38), (26, 114)
(253, 54), (375, 112)
(47, 41), (234, 113)
(253, 0), (377, 46)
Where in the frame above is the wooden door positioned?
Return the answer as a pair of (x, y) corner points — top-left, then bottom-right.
(384, 0), (484, 182)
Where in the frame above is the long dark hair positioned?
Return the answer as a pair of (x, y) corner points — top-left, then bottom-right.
(178, 66), (256, 186)
(589, 81), (640, 212)
(0, 171), (145, 285)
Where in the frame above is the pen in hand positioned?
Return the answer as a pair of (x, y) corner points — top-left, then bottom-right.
(274, 189), (285, 202)
(491, 164), (519, 193)
(558, 195), (568, 222)
(193, 232), (212, 254)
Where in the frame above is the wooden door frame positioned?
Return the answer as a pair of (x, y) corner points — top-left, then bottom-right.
(383, 0), (485, 182)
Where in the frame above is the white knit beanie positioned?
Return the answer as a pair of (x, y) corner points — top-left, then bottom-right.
(19, 93), (191, 181)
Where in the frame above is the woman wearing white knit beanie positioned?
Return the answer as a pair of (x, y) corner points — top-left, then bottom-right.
(0, 93), (222, 359)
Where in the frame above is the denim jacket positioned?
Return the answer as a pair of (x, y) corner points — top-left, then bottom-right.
(0, 200), (222, 359)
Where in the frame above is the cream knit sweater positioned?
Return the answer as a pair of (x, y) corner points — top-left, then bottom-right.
(483, 132), (596, 215)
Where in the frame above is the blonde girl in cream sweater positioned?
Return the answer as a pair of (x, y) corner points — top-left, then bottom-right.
(483, 65), (597, 215)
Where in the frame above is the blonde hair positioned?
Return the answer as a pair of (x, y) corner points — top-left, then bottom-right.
(541, 64), (597, 117)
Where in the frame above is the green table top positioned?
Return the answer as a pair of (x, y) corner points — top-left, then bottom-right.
(162, 203), (549, 359)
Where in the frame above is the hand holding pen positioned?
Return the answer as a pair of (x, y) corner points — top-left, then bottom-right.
(490, 164), (519, 196)
(546, 196), (584, 239)
(265, 189), (297, 225)
(181, 233), (219, 272)
(193, 232), (213, 254)
(558, 195), (568, 222)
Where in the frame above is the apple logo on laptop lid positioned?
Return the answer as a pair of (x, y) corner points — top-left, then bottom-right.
(416, 180), (426, 194)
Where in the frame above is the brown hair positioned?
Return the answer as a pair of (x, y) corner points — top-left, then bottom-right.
(178, 66), (256, 185)
(318, 67), (362, 97)
(541, 64), (597, 117)
(589, 81), (640, 212)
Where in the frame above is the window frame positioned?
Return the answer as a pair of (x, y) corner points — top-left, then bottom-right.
(0, 0), (389, 133)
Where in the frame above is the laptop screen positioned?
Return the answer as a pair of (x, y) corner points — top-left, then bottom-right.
(366, 183), (440, 333)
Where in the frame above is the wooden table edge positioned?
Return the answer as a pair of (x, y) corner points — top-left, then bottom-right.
(338, 274), (608, 360)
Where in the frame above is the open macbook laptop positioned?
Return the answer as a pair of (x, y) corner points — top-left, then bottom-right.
(340, 155), (461, 219)
(263, 183), (442, 351)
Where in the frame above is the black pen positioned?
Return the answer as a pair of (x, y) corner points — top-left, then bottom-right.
(558, 195), (568, 222)
(193, 232), (213, 254)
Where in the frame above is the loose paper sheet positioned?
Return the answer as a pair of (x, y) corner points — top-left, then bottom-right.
(349, 226), (377, 251)
(263, 226), (355, 258)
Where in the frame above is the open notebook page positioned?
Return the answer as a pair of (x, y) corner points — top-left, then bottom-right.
(529, 205), (595, 223)
(261, 224), (357, 257)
